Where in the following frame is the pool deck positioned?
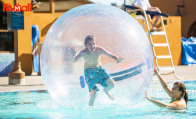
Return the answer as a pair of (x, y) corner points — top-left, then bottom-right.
(0, 66), (195, 93)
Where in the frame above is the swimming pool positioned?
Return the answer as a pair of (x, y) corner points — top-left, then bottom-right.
(0, 80), (196, 119)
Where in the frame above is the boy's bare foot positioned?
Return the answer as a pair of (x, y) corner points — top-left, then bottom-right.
(88, 106), (94, 110)
(103, 89), (114, 100)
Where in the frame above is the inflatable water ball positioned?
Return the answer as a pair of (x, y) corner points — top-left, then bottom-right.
(40, 4), (154, 107)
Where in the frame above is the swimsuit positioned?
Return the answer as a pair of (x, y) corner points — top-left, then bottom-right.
(170, 97), (183, 103)
(84, 66), (110, 92)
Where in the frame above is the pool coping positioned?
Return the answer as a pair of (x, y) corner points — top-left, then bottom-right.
(1, 80), (196, 94)
(0, 66), (196, 93)
(0, 89), (47, 93)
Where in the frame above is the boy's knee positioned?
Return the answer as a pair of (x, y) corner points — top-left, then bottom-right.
(90, 90), (96, 96)
(112, 80), (115, 87)
(108, 78), (115, 87)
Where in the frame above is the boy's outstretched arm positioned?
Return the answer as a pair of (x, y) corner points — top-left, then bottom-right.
(99, 47), (123, 63)
(74, 51), (83, 62)
(70, 46), (82, 62)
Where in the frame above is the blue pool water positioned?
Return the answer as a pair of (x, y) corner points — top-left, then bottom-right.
(0, 80), (196, 119)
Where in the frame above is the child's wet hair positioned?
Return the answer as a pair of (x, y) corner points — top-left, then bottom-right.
(84, 35), (95, 46)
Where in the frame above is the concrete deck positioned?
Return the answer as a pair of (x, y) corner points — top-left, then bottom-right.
(0, 66), (195, 93)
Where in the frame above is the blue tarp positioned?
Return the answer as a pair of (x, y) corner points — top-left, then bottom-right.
(181, 37), (196, 65)
(32, 25), (39, 72)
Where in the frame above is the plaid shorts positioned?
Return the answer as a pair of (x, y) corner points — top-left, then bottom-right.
(84, 66), (110, 92)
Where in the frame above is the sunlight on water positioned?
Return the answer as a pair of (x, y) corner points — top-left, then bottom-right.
(0, 81), (196, 119)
